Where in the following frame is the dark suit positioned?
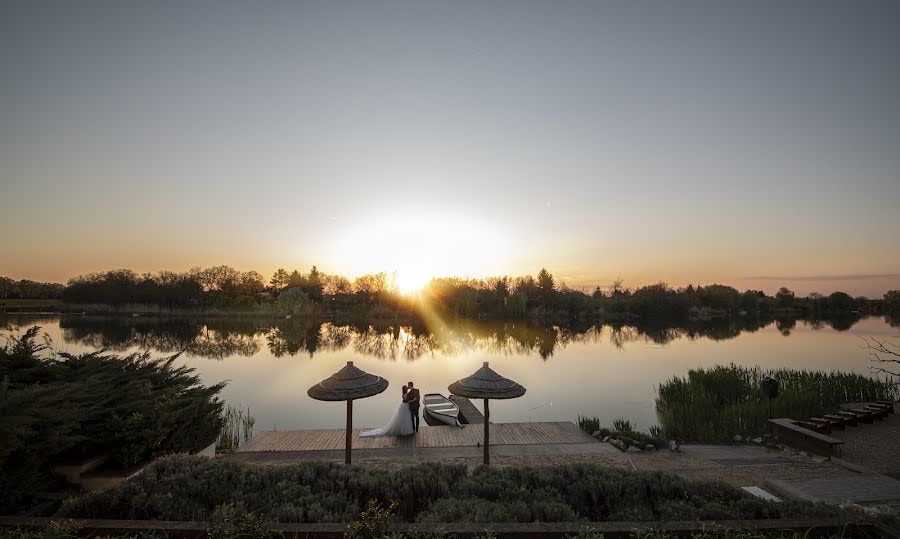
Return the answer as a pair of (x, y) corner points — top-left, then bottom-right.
(404, 387), (420, 432)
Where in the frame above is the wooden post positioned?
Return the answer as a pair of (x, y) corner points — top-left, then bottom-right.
(346, 399), (353, 465)
(483, 398), (490, 465)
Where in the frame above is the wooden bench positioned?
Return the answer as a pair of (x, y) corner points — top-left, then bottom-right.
(807, 418), (833, 433)
(875, 400), (895, 413)
(824, 413), (854, 427)
(811, 416), (843, 430)
(841, 409), (874, 424)
(769, 418), (844, 457)
(864, 404), (891, 418)
(793, 420), (827, 433)
(835, 411), (860, 426)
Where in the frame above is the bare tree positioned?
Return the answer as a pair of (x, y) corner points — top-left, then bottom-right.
(863, 334), (900, 381)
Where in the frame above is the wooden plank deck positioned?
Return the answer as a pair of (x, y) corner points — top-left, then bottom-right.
(237, 421), (594, 453)
(449, 395), (484, 424)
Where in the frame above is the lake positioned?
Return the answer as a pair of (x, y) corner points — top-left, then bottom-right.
(2, 314), (896, 433)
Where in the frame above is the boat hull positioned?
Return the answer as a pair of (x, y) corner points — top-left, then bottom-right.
(423, 393), (461, 427)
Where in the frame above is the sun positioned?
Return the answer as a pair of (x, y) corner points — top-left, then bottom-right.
(326, 210), (509, 291)
(395, 269), (431, 295)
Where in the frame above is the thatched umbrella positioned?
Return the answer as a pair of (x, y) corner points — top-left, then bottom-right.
(448, 361), (525, 465)
(308, 361), (388, 464)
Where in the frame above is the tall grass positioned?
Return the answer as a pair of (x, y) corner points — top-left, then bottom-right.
(217, 404), (255, 451)
(576, 415), (600, 433)
(656, 364), (898, 442)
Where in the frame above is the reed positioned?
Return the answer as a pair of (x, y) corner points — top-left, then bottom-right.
(656, 364), (898, 442)
(217, 404), (256, 451)
(576, 415), (600, 434)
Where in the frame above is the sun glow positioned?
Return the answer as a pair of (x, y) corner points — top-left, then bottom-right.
(326, 211), (508, 293)
(395, 268), (432, 294)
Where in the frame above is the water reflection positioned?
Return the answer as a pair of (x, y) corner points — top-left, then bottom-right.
(5, 312), (864, 361)
(1, 313), (892, 431)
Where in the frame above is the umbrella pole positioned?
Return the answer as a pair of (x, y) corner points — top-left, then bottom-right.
(483, 398), (490, 466)
(346, 399), (353, 465)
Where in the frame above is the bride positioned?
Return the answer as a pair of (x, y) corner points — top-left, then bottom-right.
(360, 385), (415, 437)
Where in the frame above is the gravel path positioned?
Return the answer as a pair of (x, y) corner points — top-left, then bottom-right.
(829, 404), (900, 475)
(627, 448), (855, 487)
(228, 441), (856, 487)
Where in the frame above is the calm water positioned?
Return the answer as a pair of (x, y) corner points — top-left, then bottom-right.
(2, 314), (896, 432)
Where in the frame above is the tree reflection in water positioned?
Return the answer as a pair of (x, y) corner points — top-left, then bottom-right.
(43, 312), (868, 361)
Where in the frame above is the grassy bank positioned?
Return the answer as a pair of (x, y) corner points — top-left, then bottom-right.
(656, 365), (898, 442)
(57, 455), (839, 524)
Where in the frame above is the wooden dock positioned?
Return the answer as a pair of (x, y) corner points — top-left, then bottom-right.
(449, 395), (484, 424)
(236, 421), (594, 453)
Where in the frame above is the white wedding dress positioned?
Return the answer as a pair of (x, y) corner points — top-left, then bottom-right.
(361, 402), (415, 437)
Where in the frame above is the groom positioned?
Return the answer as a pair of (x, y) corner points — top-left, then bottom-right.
(403, 381), (420, 433)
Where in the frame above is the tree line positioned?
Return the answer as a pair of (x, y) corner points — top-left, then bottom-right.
(2, 266), (898, 321)
(0, 277), (64, 299)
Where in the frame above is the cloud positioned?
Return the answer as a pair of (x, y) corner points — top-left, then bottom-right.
(744, 273), (900, 282)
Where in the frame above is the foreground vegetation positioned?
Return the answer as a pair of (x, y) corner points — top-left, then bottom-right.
(1, 517), (888, 539)
(655, 365), (898, 442)
(0, 328), (225, 513)
(57, 455), (839, 524)
(577, 417), (667, 450)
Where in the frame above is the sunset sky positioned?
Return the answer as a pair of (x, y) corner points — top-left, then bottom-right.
(2, 1), (899, 296)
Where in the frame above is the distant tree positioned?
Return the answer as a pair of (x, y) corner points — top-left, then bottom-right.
(0, 277), (14, 298)
(696, 284), (740, 312)
(506, 291), (527, 317)
(354, 273), (389, 297)
(775, 287), (795, 308)
(537, 268), (555, 292)
(827, 291), (855, 312)
(238, 271), (265, 297)
(199, 266), (241, 294)
(276, 287), (309, 314)
(610, 278), (625, 297)
(740, 290), (764, 311)
(492, 277), (510, 299)
(884, 290), (900, 312)
(306, 266), (324, 301)
(0, 277), (64, 299)
(270, 269), (290, 292)
(323, 274), (353, 295)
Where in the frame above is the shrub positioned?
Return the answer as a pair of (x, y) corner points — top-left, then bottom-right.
(0, 328), (225, 513)
(58, 456), (838, 524)
(345, 500), (398, 539)
(656, 364), (898, 442)
(577, 420), (665, 450)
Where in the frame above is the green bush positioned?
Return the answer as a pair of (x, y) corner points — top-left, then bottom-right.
(58, 456), (838, 524)
(0, 328), (225, 513)
(656, 364), (897, 442)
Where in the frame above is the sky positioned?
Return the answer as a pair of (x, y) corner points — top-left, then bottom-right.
(1, 1), (899, 296)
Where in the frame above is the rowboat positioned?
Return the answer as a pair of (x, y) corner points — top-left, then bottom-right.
(423, 393), (461, 427)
